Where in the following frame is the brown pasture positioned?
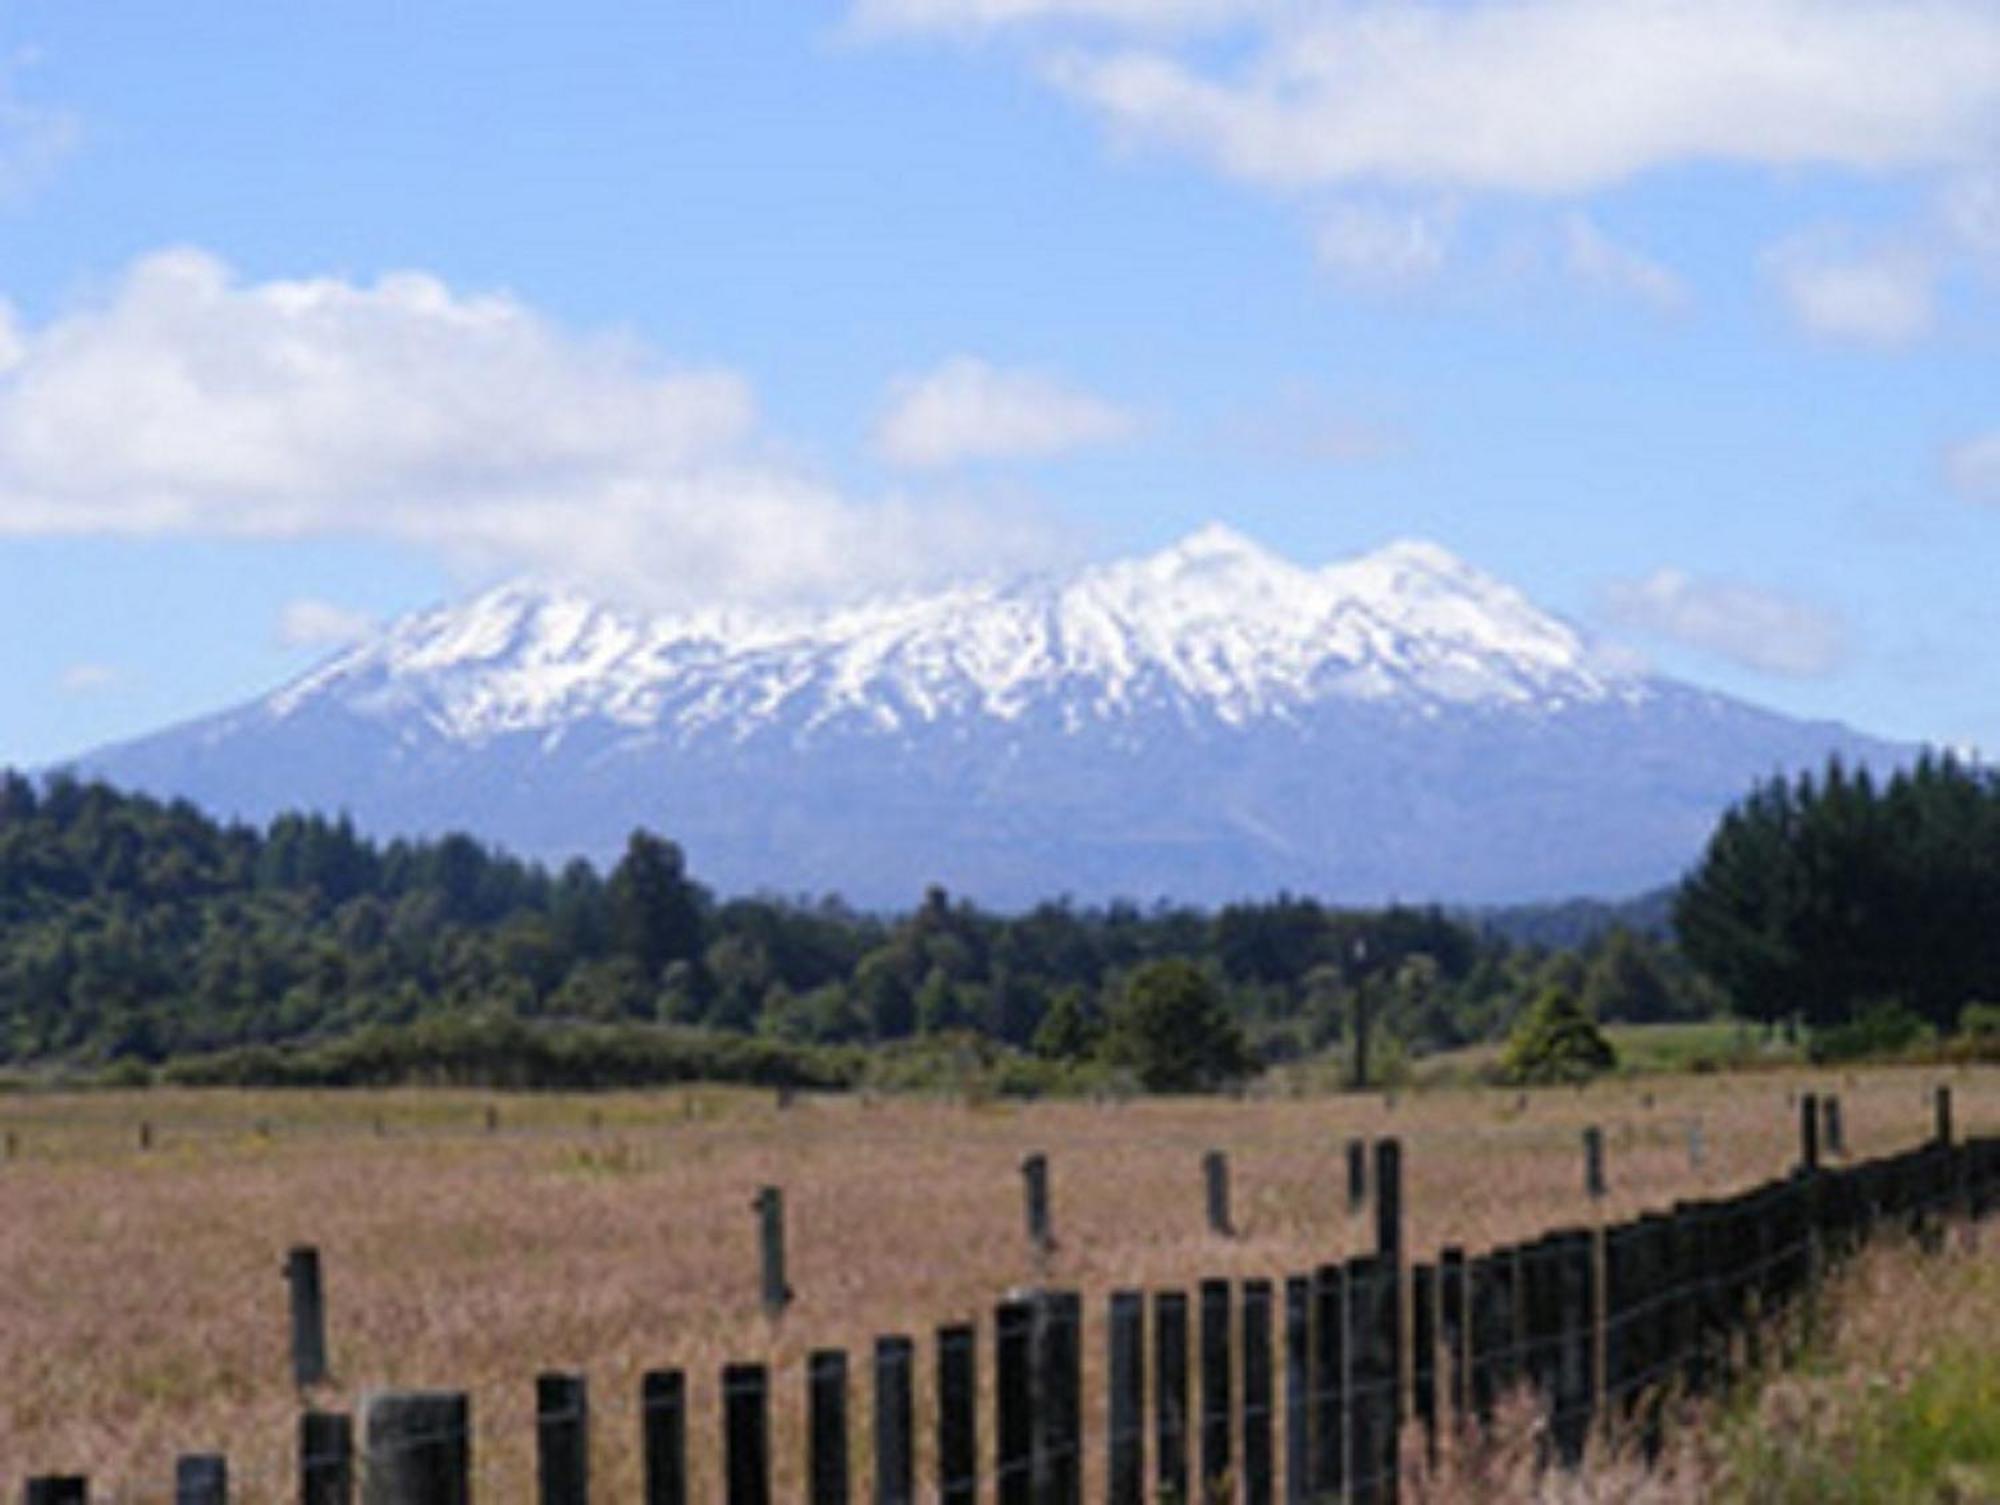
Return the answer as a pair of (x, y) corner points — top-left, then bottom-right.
(2, 1066), (1994, 1500)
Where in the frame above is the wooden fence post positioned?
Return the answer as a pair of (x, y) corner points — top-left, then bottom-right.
(1031, 1292), (1082, 1505)
(1345, 1254), (1398, 1505)
(1798, 1092), (1820, 1175)
(1438, 1247), (1467, 1426)
(722, 1364), (770, 1505)
(640, 1370), (687, 1505)
(996, 1298), (1034, 1505)
(23, 1480), (86, 1504)
(361, 1390), (470, 1505)
(1551, 1230), (1596, 1468)
(754, 1187), (791, 1318)
(174, 1459), (227, 1505)
(1346, 1139), (1368, 1213)
(1204, 1151), (1233, 1237)
(1107, 1293), (1145, 1505)
(1822, 1096), (1845, 1159)
(1411, 1263), (1438, 1466)
(1199, 1278), (1233, 1499)
(1310, 1264), (1344, 1498)
(1021, 1154), (1054, 1261)
(286, 1245), (330, 1390)
(875, 1337), (915, 1505)
(1282, 1276), (1310, 1505)
(536, 1372), (588, 1505)
(808, 1350), (849, 1505)
(1153, 1290), (1190, 1505)
(299, 1410), (354, 1505)
(937, 1325), (978, 1505)
(1242, 1279), (1275, 1505)
(1583, 1127), (1606, 1201)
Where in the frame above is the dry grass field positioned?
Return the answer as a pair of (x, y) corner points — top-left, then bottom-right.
(3, 1065), (1994, 1501)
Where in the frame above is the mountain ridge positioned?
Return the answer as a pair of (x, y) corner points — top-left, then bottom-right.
(76, 527), (1911, 908)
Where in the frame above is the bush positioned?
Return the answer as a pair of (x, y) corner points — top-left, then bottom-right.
(1809, 1000), (1931, 1063)
(1101, 959), (1251, 1094)
(1497, 987), (1616, 1085)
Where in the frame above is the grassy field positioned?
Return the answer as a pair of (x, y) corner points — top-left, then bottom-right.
(3, 1064), (1993, 1500)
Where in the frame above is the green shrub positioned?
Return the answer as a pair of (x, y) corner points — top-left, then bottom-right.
(1497, 987), (1616, 1085)
(1809, 1001), (1931, 1063)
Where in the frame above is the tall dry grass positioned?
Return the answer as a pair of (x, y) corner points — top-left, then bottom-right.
(1, 1066), (1992, 1500)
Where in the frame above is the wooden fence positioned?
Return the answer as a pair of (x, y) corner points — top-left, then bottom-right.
(23, 1092), (2000, 1504)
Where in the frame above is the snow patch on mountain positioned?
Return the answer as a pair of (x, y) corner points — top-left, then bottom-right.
(267, 526), (1642, 746)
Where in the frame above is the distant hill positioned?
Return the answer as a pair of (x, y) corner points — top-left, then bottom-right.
(78, 525), (1910, 907)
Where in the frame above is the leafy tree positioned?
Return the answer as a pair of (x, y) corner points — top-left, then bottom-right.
(1103, 959), (1249, 1092)
(607, 831), (703, 981)
(1498, 986), (1616, 1085)
(1031, 985), (1101, 1060)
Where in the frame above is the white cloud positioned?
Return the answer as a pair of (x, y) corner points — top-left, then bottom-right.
(1030, 0), (2000, 196)
(57, 662), (119, 695)
(1315, 201), (1454, 284)
(279, 599), (379, 650)
(0, 250), (1068, 607)
(1601, 569), (1847, 677)
(874, 356), (1137, 468)
(1764, 235), (1937, 344)
(850, 0), (1259, 37)
(0, 53), (79, 205)
(1562, 213), (1689, 314)
(1947, 432), (2000, 503)
(1942, 172), (2000, 257)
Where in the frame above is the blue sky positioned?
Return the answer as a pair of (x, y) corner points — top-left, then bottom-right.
(2, 0), (1998, 767)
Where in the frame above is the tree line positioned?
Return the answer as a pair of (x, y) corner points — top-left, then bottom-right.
(0, 771), (1711, 1081)
(1676, 752), (2000, 1053)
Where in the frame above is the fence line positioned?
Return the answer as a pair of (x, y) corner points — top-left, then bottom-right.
(20, 1098), (2000, 1503)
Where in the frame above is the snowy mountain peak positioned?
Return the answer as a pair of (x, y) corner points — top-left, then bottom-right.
(266, 527), (1638, 745)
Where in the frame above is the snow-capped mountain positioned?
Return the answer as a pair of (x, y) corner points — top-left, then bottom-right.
(78, 527), (1907, 906)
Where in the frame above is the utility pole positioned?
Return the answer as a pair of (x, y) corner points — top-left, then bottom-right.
(1349, 935), (1371, 1092)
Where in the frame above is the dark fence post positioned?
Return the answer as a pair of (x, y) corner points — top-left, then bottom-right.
(755, 1187), (791, 1318)
(1199, 1278), (1233, 1499)
(174, 1457), (226, 1505)
(1242, 1279), (1274, 1505)
(1154, 1290), (1190, 1505)
(361, 1390), (470, 1505)
(1108, 1293), (1145, 1505)
(1043, 1293), (1084, 1505)
(1346, 1255), (1398, 1505)
(1822, 1096), (1845, 1158)
(641, 1370), (687, 1505)
(1583, 1127), (1606, 1201)
(1282, 1276), (1310, 1505)
(1798, 1092), (1820, 1175)
(996, 1298), (1034, 1505)
(1022, 1154), (1054, 1260)
(809, 1350), (849, 1505)
(536, 1372), (588, 1505)
(875, 1337), (915, 1505)
(1346, 1139), (1368, 1213)
(1310, 1264), (1344, 1499)
(300, 1410), (354, 1505)
(1551, 1230), (1596, 1468)
(938, 1325), (978, 1505)
(23, 1481), (86, 1504)
(1438, 1247), (1467, 1427)
(1411, 1263), (1438, 1466)
(723, 1364), (770, 1505)
(1374, 1140), (1403, 1266)
(1204, 1151), (1233, 1237)
(286, 1246), (330, 1390)
(1935, 1085), (1953, 1148)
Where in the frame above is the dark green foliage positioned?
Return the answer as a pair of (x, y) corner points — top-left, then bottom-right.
(1498, 986), (1616, 1084)
(1807, 1002), (1931, 1064)
(1102, 959), (1250, 1092)
(1677, 754), (2000, 1034)
(0, 771), (1719, 1085)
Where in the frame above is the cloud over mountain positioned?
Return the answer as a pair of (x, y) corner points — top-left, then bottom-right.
(0, 249), (1065, 609)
